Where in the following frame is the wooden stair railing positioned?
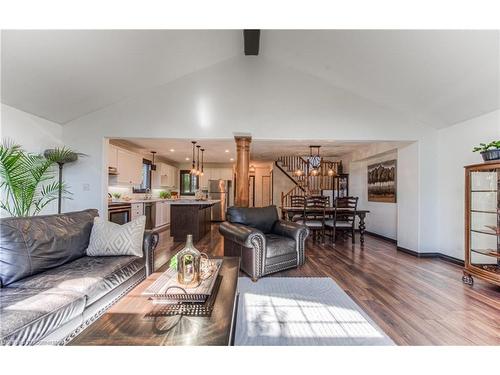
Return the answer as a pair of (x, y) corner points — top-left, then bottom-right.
(281, 185), (307, 208)
(277, 156), (344, 208)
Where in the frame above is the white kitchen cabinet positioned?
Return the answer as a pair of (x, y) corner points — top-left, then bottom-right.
(154, 201), (171, 227)
(116, 148), (143, 185)
(161, 201), (171, 225)
(200, 169), (210, 190)
(155, 201), (163, 226)
(131, 203), (144, 220)
(108, 144), (118, 169)
(203, 168), (233, 184)
(221, 168), (233, 180)
(151, 162), (163, 188)
(152, 163), (178, 189)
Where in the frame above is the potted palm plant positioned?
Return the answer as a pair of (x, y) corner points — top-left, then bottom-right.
(473, 140), (500, 162)
(0, 140), (76, 217)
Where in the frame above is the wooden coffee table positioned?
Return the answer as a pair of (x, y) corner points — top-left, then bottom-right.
(69, 257), (240, 346)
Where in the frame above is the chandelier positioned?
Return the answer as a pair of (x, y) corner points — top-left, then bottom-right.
(308, 145), (321, 176)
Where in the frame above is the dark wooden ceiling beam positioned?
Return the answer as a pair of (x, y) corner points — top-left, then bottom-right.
(243, 30), (260, 55)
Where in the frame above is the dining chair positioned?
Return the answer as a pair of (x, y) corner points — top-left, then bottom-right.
(296, 195), (328, 243)
(325, 196), (359, 244)
(290, 195), (306, 222)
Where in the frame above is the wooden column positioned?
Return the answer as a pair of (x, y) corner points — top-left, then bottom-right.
(234, 136), (252, 207)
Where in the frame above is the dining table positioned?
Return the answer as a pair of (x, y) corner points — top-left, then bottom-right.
(279, 206), (370, 244)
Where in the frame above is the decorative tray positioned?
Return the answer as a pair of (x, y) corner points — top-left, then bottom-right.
(144, 275), (222, 318)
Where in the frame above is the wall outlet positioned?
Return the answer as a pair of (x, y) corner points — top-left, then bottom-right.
(82, 183), (90, 191)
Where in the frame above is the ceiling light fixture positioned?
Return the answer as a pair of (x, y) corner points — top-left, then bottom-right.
(249, 165), (256, 173)
(196, 145), (201, 175)
(225, 150), (229, 153)
(294, 167), (304, 177)
(309, 145), (321, 176)
(230, 158), (234, 162)
(200, 148), (205, 176)
(170, 149), (175, 152)
(190, 141), (197, 175)
(327, 162), (337, 177)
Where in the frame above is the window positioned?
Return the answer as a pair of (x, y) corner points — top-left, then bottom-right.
(180, 170), (198, 195)
(132, 159), (152, 193)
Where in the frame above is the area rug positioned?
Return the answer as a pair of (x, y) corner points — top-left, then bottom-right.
(235, 277), (395, 346)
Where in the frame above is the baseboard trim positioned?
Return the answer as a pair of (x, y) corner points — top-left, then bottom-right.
(396, 246), (464, 266)
(365, 231), (397, 244)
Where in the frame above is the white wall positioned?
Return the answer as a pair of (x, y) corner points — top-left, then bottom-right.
(57, 56), (445, 256)
(349, 151), (398, 240)
(397, 142), (420, 252)
(272, 164), (297, 214)
(0, 104), (64, 215)
(437, 110), (500, 260)
(61, 57), (438, 222)
(1, 104), (63, 153)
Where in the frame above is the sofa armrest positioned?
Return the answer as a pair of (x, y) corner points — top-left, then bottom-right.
(272, 220), (309, 242)
(272, 220), (309, 266)
(219, 221), (265, 248)
(143, 230), (159, 276)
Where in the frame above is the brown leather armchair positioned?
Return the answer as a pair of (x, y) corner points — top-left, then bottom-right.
(219, 206), (309, 281)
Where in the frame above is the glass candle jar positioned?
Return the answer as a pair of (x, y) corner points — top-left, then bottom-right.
(177, 234), (201, 288)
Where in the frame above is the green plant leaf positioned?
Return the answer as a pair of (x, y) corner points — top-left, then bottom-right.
(0, 139), (77, 217)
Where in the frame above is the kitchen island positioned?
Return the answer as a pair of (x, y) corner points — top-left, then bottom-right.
(170, 200), (220, 242)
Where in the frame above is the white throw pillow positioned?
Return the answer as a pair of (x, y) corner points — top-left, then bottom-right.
(86, 216), (146, 257)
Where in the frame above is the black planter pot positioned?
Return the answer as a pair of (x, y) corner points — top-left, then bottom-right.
(481, 149), (500, 162)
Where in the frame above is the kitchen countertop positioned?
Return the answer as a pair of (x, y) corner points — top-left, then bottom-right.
(169, 199), (220, 205)
(110, 198), (220, 205)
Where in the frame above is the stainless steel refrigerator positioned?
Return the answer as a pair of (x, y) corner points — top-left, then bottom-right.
(209, 179), (231, 221)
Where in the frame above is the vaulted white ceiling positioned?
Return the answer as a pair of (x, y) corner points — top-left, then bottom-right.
(2, 30), (499, 128)
(111, 138), (403, 164)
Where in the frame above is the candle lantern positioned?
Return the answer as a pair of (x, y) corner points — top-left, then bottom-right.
(177, 234), (201, 288)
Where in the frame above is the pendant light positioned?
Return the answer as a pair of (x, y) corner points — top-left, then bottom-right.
(196, 145), (201, 175)
(309, 145), (321, 176)
(294, 165), (304, 177)
(200, 149), (205, 176)
(327, 162), (336, 177)
(150, 151), (157, 171)
(190, 141), (197, 174)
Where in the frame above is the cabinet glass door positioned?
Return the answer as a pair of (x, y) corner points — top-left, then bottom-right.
(469, 167), (499, 274)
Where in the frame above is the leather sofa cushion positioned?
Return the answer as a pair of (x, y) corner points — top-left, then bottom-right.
(0, 209), (99, 287)
(227, 206), (279, 234)
(0, 287), (86, 345)
(10, 255), (144, 306)
(265, 234), (296, 259)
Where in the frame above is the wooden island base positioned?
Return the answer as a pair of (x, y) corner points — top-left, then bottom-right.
(170, 201), (217, 242)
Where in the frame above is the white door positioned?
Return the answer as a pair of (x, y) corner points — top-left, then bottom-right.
(261, 175), (271, 207)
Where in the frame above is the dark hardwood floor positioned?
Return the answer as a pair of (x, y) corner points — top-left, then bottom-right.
(154, 224), (500, 345)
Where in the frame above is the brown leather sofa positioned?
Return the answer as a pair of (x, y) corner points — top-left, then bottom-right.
(219, 206), (309, 281)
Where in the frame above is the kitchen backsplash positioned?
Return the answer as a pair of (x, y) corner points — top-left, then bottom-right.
(108, 186), (177, 199)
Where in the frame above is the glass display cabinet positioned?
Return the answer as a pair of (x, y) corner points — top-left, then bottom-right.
(463, 162), (500, 286)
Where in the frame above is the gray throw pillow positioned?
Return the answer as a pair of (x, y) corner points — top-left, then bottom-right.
(86, 216), (145, 257)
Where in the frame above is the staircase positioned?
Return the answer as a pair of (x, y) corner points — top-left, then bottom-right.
(276, 156), (344, 207)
